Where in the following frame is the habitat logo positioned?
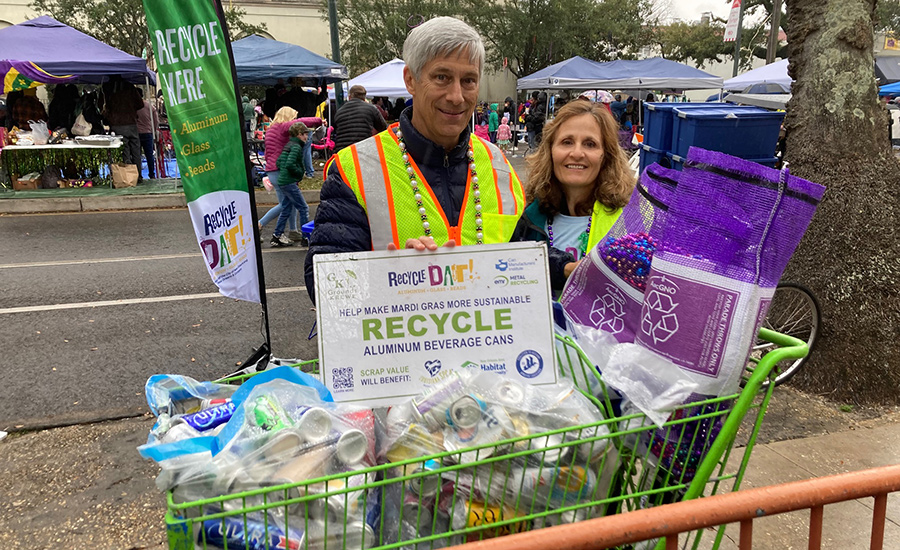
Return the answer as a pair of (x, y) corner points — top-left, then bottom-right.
(325, 269), (362, 300)
(516, 350), (544, 379)
(461, 360), (507, 374)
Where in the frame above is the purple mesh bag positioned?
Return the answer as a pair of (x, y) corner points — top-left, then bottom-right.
(635, 147), (825, 395)
(560, 163), (679, 343)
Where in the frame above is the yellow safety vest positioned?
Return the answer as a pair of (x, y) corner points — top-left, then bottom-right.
(587, 201), (623, 251)
(333, 124), (525, 250)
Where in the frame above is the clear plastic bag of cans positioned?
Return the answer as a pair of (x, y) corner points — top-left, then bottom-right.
(377, 370), (616, 546)
(142, 376), (380, 542)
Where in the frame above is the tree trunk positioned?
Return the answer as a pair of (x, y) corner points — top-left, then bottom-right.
(784, 0), (900, 404)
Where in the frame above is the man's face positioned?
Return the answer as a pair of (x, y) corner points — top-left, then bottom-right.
(404, 48), (479, 150)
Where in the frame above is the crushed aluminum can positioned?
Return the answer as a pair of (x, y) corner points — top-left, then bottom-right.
(493, 379), (527, 408)
(200, 514), (306, 550)
(443, 403), (513, 464)
(402, 490), (436, 534)
(411, 371), (467, 430)
(295, 406), (333, 443)
(303, 470), (374, 521)
(385, 423), (444, 463)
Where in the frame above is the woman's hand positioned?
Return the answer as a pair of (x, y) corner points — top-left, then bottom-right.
(387, 237), (457, 251)
(564, 260), (581, 278)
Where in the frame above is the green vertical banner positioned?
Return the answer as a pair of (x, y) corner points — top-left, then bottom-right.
(143, 0), (262, 303)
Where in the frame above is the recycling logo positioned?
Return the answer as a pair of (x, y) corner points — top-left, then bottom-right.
(641, 277), (680, 344)
(589, 285), (627, 334)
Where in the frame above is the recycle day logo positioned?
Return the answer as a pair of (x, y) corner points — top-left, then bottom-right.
(589, 284), (627, 334)
(641, 275), (680, 344)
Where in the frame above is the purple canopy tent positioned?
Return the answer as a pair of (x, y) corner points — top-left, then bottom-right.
(0, 16), (155, 86)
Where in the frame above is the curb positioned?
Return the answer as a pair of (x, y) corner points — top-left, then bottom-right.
(0, 188), (321, 214)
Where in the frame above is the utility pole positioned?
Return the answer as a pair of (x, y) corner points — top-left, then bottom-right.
(766, 0), (783, 64)
(328, 0), (345, 108)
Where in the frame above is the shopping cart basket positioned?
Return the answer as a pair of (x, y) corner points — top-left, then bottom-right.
(163, 327), (807, 550)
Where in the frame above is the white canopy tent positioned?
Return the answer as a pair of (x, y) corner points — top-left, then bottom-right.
(328, 58), (410, 99)
(723, 59), (792, 92)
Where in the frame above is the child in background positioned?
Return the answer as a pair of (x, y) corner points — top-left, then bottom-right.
(474, 119), (490, 141)
(497, 116), (512, 154)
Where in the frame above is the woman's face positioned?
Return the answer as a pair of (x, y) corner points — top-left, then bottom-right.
(551, 113), (605, 195)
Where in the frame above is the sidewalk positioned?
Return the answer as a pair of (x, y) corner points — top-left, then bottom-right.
(0, 182), (317, 214)
(1, 413), (897, 549)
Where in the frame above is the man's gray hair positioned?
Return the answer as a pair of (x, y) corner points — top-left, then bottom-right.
(403, 17), (485, 79)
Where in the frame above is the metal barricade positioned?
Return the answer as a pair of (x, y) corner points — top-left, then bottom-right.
(447, 464), (900, 550)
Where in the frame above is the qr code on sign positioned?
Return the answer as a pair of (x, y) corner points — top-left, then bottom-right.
(332, 367), (354, 390)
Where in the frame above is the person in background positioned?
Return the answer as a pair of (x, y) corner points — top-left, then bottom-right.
(524, 91), (547, 149)
(331, 84), (387, 152)
(488, 102), (499, 143)
(136, 89), (159, 180)
(304, 16), (525, 302)
(259, 106), (307, 243)
(241, 96), (254, 136)
(48, 84), (79, 134)
(100, 76), (143, 177)
(271, 122), (312, 248)
(514, 100), (634, 291)
(610, 93), (627, 124)
(503, 96), (517, 149)
(390, 98), (406, 121)
(10, 88), (48, 130)
(373, 97), (390, 120)
(497, 115), (512, 154)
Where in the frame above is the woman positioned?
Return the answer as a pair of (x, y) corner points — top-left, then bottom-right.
(259, 106), (304, 243)
(515, 100), (635, 291)
(271, 122), (312, 248)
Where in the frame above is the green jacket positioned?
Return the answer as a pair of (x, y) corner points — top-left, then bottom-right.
(276, 137), (305, 185)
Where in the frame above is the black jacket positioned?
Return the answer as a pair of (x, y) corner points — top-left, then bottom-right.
(525, 99), (546, 135)
(332, 98), (388, 152)
(304, 107), (472, 302)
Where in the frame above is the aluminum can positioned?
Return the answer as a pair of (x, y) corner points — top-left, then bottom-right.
(442, 496), (526, 542)
(303, 470), (373, 521)
(404, 458), (442, 498)
(402, 490), (435, 533)
(411, 371), (466, 430)
(251, 395), (292, 431)
(201, 515), (305, 550)
(259, 428), (305, 460)
(335, 428), (369, 466)
(443, 403), (512, 464)
(527, 430), (571, 464)
(494, 379), (526, 408)
(180, 401), (236, 432)
(445, 395), (486, 442)
(295, 405), (333, 443)
(159, 420), (201, 444)
(199, 397), (230, 410)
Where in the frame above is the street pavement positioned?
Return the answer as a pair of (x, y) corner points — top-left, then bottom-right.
(2, 156), (898, 548)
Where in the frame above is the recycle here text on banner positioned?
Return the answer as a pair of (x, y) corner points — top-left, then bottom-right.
(313, 242), (558, 407)
(142, 0), (260, 303)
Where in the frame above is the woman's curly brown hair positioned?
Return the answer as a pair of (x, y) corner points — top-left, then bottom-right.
(526, 100), (635, 217)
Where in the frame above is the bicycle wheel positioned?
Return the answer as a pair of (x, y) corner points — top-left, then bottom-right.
(747, 282), (821, 387)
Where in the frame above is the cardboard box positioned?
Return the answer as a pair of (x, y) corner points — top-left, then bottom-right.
(13, 178), (38, 190)
(57, 179), (72, 188)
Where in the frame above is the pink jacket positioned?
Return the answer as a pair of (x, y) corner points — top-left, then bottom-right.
(264, 117), (322, 171)
(497, 123), (512, 141)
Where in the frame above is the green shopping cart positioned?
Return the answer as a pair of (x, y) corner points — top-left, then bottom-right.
(163, 327), (807, 550)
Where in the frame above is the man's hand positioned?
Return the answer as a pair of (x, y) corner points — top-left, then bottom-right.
(387, 237), (457, 251)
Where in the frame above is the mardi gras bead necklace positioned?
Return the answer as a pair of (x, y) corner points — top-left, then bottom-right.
(396, 129), (483, 244)
(547, 215), (592, 255)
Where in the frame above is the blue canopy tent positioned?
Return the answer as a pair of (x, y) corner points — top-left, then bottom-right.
(0, 16), (155, 85)
(879, 80), (900, 96)
(231, 35), (348, 85)
(517, 56), (722, 91)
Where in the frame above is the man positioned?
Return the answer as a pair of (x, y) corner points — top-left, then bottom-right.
(136, 89), (159, 179)
(304, 16), (525, 301)
(100, 76), (143, 177)
(331, 84), (388, 152)
(524, 91), (547, 149)
(10, 89), (48, 130)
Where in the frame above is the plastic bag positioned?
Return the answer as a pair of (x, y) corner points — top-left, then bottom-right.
(560, 163), (679, 343)
(635, 147), (825, 396)
(29, 120), (49, 145)
(71, 113), (92, 136)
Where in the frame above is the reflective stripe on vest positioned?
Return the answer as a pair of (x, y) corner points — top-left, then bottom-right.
(587, 201), (623, 251)
(336, 124), (524, 250)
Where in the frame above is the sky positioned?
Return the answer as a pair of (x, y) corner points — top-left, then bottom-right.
(667, 0), (734, 24)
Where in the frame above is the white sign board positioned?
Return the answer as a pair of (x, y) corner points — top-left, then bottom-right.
(724, 0), (742, 42)
(313, 242), (557, 406)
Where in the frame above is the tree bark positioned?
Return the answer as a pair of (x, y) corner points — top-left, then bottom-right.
(784, 0), (900, 404)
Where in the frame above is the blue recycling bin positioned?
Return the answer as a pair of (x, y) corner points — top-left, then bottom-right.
(639, 144), (668, 174)
(642, 103), (725, 151)
(671, 107), (784, 159)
